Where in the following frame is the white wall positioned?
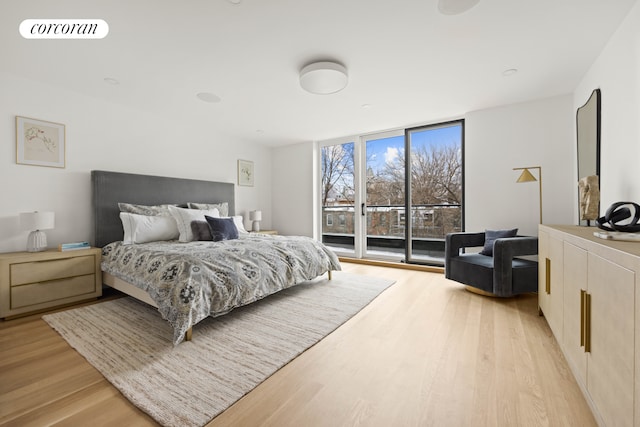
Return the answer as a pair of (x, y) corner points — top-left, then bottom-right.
(5, 1), (635, 254)
(465, 95), (575, 236)
(270, 94), (575, 239)
(574, 0), (640, 212)
(0, 72), (272, 253)
(271, 142), (314, 237)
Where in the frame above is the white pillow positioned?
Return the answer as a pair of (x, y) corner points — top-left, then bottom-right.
(118, 203), (173, 216)
(168, 205), (220, 242)
(230, 215), (248, 234)
(187, 202), (229, 217)
(120, 212), (179, 244)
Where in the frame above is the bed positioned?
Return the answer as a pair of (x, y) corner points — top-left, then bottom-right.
(92, 170), (341, 345)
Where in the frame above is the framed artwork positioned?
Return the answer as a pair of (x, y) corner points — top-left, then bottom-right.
(16, 116), (66, 168)
(238, 159), (254, 186)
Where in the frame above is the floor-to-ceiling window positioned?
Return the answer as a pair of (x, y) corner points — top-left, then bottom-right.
(405, 120), (464, 264)
(320, 138), (356, 255)
(319, 120), (464, 265)
(362, 130), (406, 261)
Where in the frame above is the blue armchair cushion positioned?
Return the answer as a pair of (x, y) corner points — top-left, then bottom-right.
(480, 228), (518, 256)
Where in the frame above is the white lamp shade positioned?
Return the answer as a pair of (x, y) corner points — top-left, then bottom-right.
(20, 211), (55, 231)
(250, 210), (262, 221)
(300, 61), (348, 95)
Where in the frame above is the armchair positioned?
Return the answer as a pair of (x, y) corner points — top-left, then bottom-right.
(445, 232), (538, 297)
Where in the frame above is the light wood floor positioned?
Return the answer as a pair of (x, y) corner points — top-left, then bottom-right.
(0, 263), (596, 426)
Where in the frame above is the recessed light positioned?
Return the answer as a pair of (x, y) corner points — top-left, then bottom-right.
(103, 77), (119, 85)
(502, 68), (518, 77)
(196, 92), (221, 103)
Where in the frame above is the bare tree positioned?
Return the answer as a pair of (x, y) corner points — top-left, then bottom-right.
(410, 144), (461, 205)
(321, 143), (354, 206)
(322, 140), (460, 213)
(369, 150), (404, 205)
(367, 142), (461, 206)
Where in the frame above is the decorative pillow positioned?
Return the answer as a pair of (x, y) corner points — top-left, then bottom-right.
(118, 203), (175, 217)
(480, 228), (518, 256)
(168, 205), (220, 242)
(205, 215), (239, 242)
(188, 202), (229, 217)
(119, 212), (179, 244)
(190, 220), (213, 241)
(229, 215), (248, 234)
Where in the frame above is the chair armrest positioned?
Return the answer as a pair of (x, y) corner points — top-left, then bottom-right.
(445, 232), (486, 277)
(493, 237), (538, 295)
(493, 236), (538, 260)
(446, 232), (485, 257)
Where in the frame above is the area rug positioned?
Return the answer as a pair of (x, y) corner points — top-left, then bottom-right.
(43, 272), (395, 427)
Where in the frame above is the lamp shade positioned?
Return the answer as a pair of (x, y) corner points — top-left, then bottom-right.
(20, 211), (55, 231)
(250, 210), (262, 221)
(300, 61), (348, 95)
(516, 168), (538, 183)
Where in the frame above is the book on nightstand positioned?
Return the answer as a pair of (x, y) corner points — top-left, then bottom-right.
(58, 241), (91, 251)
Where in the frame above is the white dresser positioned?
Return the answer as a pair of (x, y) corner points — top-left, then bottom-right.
(539, 225), (640, 427)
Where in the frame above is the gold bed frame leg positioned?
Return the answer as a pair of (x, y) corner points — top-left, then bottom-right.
(185, 327), (193, 341)
(328, 270), (332, 280)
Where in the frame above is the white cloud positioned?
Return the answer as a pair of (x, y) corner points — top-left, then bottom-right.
(385, 147), (399, 164)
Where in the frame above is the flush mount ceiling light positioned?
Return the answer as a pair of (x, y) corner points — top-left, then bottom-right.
(299, 61), (348, 95)
(196, 92), (221, 103)
(438, 0), (480, 15)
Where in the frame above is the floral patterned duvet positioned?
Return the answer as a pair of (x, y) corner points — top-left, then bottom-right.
(101, 234), (341, 345)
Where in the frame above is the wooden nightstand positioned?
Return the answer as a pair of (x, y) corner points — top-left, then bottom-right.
(0, 248), (102, 319)
(250, 230), (278, 235)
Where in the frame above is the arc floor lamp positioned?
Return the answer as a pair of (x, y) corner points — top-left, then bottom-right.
(514, 166), (542, 224)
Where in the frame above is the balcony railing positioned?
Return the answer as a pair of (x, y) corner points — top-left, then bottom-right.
(321, 203), (462, 264)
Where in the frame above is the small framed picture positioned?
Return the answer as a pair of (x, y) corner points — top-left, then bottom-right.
(238, 159), (254, 186)
(16, 116), (66, 168)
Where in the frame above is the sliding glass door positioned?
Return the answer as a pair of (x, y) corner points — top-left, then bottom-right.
(320, 139), (356, 256)
(362, 130), (405, 261)
(319, 120), (463, 265)
(405, 121), (464, 264)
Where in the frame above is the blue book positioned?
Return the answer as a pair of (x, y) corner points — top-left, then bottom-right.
(58, 242), (90, 251)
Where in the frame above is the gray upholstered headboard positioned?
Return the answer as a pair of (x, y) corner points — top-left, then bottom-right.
(92, 170), (235, 248)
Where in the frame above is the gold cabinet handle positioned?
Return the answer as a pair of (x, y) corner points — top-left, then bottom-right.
(584, 292), (591, 353)
(580, 289), (586, 347)
(545, 258), (551, 294)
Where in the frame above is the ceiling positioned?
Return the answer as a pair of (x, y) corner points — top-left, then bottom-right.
(1, 0), (636, 147)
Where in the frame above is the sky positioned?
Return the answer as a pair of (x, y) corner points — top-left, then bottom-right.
(366, 123), (462, 173)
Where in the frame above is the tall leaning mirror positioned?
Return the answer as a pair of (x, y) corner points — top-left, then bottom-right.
(576, 88), (601, 225)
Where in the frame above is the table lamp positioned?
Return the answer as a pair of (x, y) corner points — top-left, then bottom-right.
(20, 211), (55, 252)
(250, 210), (262, 232)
